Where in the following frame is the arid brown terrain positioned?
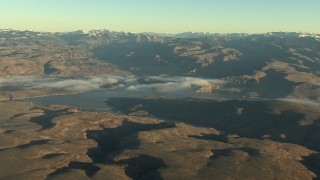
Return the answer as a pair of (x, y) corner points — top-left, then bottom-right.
(1, 30), (319, 101)
(0, 101), (319, 179)
(0, 29), (320, 179)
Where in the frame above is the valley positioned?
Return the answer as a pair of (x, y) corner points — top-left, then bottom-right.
(0, 29), (320, 179)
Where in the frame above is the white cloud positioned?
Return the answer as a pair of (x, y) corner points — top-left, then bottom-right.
(127, 75), (225, 93)
(0, 75), (125, 92)
(34, 76), (123, 91)
(0, 75), (226, 93)
(0, 76), (48, 87)
(279, 98), (320, 107)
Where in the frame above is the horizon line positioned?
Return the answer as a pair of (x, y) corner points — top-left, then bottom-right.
(1, 28), (319, 35)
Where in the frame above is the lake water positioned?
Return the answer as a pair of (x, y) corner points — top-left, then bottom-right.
(26, 87), (216, 112)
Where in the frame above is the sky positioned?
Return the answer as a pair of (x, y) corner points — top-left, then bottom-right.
(1, 0), (319, 33)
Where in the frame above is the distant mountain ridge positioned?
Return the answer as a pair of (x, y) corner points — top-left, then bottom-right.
(1, 28), (319, 39)
(0, 28), (319, 102)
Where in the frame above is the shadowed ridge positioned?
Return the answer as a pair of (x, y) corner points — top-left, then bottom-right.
(28, 108), (73, 131)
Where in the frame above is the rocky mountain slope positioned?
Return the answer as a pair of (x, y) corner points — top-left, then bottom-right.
(2, 29), (318, 101)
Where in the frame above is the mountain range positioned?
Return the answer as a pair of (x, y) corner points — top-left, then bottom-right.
(1, 29), (319, 101)
(0, 29), (320, 179)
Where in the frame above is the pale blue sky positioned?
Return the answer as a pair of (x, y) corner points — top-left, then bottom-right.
(1, 0), (319, 33)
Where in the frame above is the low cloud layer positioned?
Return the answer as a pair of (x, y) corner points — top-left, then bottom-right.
(127, 75), (225, 93)
(34, 76), (121, 91)
(0, 75), (125, 92)
(0, 75), (225, 93)
(279, 98), (320, 107)
(0, 76), (49, 87)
